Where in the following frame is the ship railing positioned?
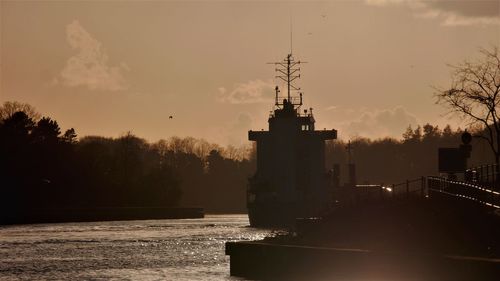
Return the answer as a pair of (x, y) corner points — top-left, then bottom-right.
(296, 112), (314, 118)
(269, 111), (313, 118)
(275, 96), (302, 106)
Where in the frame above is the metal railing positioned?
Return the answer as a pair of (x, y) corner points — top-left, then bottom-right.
(428, 176), (500, 209)
(332, 177), (427, 207)
(465, 164), (499, 189)
(330, 175), (500, 216)
(389, 177), (427, 198)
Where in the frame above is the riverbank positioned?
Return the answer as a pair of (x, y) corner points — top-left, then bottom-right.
(226, 197), (500, 280)
(0, 207), (204, 225)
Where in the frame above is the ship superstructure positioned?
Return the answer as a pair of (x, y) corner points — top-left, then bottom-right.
(247, 53), (337, 227)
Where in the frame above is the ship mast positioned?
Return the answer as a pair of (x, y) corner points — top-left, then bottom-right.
(268, 54), (305, 109)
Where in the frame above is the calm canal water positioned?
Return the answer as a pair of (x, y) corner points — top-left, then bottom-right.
(0, 214), (274, 280)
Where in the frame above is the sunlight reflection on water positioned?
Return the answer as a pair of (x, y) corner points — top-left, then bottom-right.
(0, 214), (273, 280)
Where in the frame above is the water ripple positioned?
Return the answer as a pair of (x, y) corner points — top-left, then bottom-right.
(0, 215), (273, 280)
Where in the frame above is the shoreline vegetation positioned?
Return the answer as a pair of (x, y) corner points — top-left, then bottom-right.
(0, 102), (252, 224)
(0, 101), (495, 224)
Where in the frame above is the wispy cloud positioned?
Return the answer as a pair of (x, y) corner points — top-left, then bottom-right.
(329, 106), (419, 140)
(365, 0), (500, 26)
(365, 0), (407, 6)
(55, 20), (129, 91)
(217, 79), (274, 104)
(325, 105), (338, 111)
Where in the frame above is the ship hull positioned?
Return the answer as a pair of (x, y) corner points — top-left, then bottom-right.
(247, 202), (298, 228)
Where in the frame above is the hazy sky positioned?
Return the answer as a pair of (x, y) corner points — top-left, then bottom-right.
(1, 0), (499, 146)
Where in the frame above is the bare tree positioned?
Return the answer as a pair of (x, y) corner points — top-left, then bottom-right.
(194, 138), (220, 159)
(436, 46), (500, 165)
(0, 101), (41, 121)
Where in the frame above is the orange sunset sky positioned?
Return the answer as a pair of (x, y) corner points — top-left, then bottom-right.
(1, 0), (499, 146)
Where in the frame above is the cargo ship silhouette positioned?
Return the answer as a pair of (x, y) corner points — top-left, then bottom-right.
(247, 53), (337, 227)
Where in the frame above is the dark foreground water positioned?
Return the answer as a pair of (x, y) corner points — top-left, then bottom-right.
(0, 214), (273, 280)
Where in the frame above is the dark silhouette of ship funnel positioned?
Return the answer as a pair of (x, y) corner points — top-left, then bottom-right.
(247, 53), (337, 227)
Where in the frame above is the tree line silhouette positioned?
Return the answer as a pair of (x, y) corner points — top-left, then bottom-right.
(0, 102), (254, 215)
(0, 101), (493, 217)
(326, 124), (493, 185)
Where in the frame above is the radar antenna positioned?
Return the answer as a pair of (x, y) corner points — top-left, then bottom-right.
(267, 54), (306, 109)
